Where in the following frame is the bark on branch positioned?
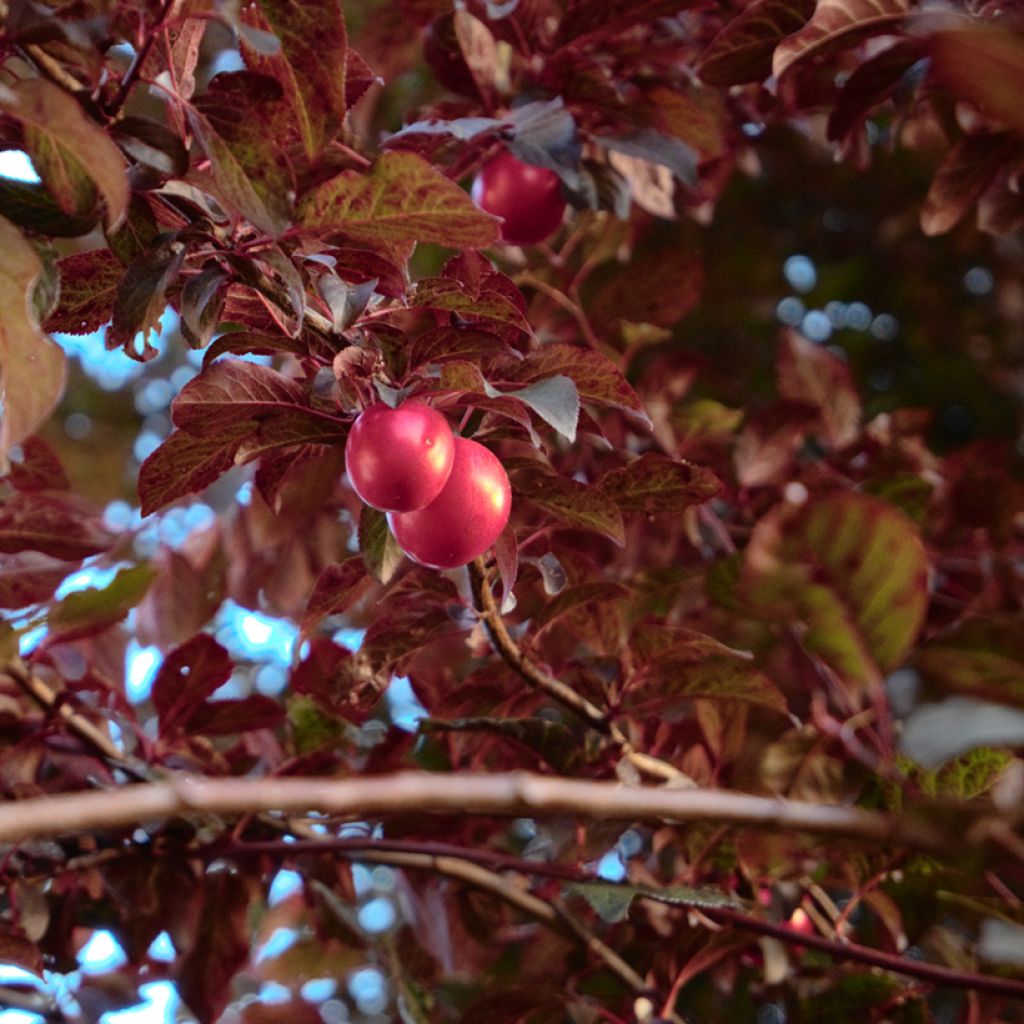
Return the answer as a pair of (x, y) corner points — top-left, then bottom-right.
(0, 770), (953, 849)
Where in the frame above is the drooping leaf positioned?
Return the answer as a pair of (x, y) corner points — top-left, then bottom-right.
(594, 129), (697, 187)
(826, 39), (927, 143)
(301, 558), (370, 636)
(772, 0), (910, 80)
(920, 133), (1019, 237)
(599, 452), (722, 515)
(299, 152), (500, 248)
(152, 634), (235, 736)
(251, 0), (347, 159)
(696, 0), (817, 85)
(178, 871), (252, 1024)
(0, 216), (67, 465)
(0, 178), (99, 237)
(0, 78), (128, 230)
(138, 424), (254, 517)
(180, 265), (230, 348)
(0, 492), (112, 560)
(358, 506), (404, 585)
(202, 331), (310, 366)
(45, 248), (123, 335)
(567, 880), (741, 924)
(514, 469), (625, 545)
(106, 238), (187, 360)
(111, 116), (190, 179)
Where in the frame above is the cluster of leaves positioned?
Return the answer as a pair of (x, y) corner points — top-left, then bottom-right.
(3, 0), (1024, 1022)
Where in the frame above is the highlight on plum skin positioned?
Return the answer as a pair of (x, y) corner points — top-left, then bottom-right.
(344, 400), (456, 513)
(388, 436), (512, 570)
(471, 149), (567, 246)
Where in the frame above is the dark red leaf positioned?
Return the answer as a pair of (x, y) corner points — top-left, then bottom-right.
(186, 695), (284, 736)
(8, 435), (69, 492)
(301, 557), (370, 636)
(0, 492), (112, 560)
(152, 634), (234, 736)
(45, 248), (123, 335)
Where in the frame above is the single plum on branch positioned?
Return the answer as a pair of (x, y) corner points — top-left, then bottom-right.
(344, 399), (455, 512)
(389, 436), (511, 569)
(471, 149), (567, 245)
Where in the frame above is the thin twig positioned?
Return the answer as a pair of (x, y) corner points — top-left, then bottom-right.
(0, 770), (955, 849)
(107, 0), (176, 115)
(22, 45), (85, 94)
(468, 558), (693, 785)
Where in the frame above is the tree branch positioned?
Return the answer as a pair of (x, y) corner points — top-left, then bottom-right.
(0, 771), (954, 850)
(468, 559), (694, 785)
(107, 0), (176, 115)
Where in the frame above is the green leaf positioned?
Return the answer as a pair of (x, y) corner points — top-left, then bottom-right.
(599, 452), (722, 514)
(287, 694), (356, 754)
(48, 565), (156, 636)
(253, 0), (348, 158)
(359, 506), (404, 585)
(0, 78), (127, 230)
(739, 491), (930, 692)
(567, 880), (741, 924)
(515, 470), (625, 545)
(0, 216), (66, 464)
(299, 151), (500, 248)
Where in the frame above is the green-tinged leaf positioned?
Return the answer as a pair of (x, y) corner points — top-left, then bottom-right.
(930, 28), (1024, 139)
(0, 179), (98, 236)
(187, 106), (289, 237)
(45, 248), (123, 335)
(413, 277), (531, 334)
(0, 216), (66, 465)
(567, 880), (741, 924)
(630, 656), (788, 714)
(0, 492), (112, 560)
(902, 697), (1024, 769)
(407, 325), (508, 369)
(503, 343), (650, 425)
(299, 151), (500, 247)
(920, 133), (1018, 237)
(0, 78), (128, 230)
(916, 618), (1024, 708)
(301, 558), (370, 636)
(252, 0), (347, 158)
(24, 121), (95, 217)
(421, 717), (593, 773)
(739, 491), (930, 692)
(257, 937), (363, 985)
(287, 694), (357, 753)
(696, 0), (817, 85)
(599, 452), (722, 514)
(631, 623), (753, 667)
(918, 747), (1011, 801)
(48, 565), (155, 637)
(515, 470), (625, 545)
(359, 506), (404, 585)
(233, 409), (347, 463)
(772, 0), (910, 79)
(484, 375), (579, 442)
(534, 581), (630, 634)
(138, 424), (254, 517)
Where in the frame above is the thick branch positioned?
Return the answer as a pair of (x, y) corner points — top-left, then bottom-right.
(0, 771), (952, 849)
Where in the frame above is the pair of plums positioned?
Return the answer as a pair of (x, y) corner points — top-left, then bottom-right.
(345, 401), (511, 569)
